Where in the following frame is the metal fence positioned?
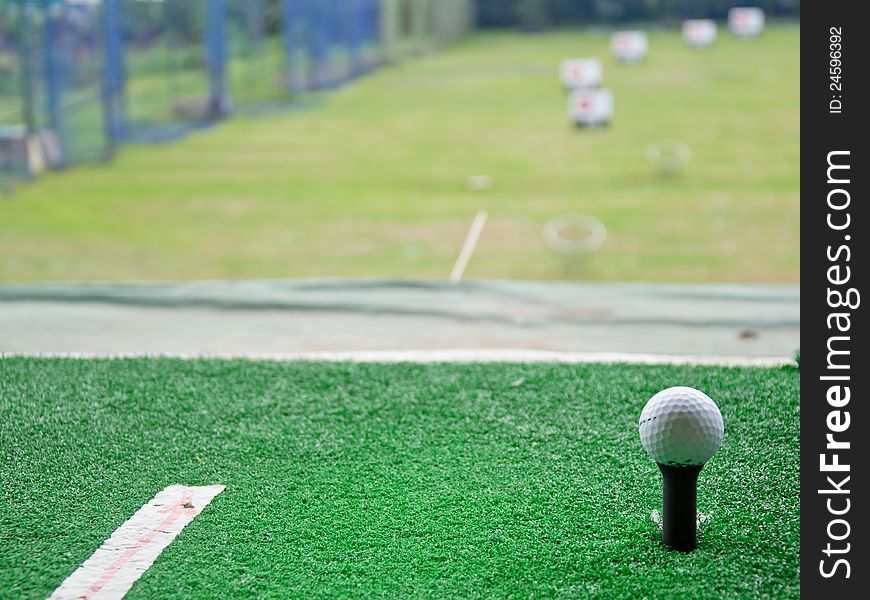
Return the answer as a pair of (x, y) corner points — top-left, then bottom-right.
(2, 0), (110, 177)
(0, 0), (474, 182)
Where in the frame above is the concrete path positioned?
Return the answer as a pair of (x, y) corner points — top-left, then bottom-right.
(0, 279), (799, 359)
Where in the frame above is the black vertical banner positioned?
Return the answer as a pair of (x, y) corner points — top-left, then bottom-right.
(802, 2), (868, 597)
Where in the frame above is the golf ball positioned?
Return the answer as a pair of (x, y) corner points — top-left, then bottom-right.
(639, 387), (724, 466)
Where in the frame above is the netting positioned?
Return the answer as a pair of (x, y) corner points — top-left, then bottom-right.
(120, 0), (213, 142)
(286, 1), (382, 93)
(45, 1), (109, 163)
(0, 1), (108, 180)
(381, 0), (475, 63)
(0, 0), (473, 181)
(0, 4), (24, 126)
(226, 0), (286, 109)
(1, 2), (29, 180)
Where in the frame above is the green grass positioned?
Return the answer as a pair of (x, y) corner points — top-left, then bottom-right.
(0, 358), (799, 598)
(0, 26), (799, 283)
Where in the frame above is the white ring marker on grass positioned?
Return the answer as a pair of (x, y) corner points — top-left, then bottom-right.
(647, 139), (691, 177)
(50, 484), (225, 600)
(467, 175), (492, 192)
(543, 214), (607, 255)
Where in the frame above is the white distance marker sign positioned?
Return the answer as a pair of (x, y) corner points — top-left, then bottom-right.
(682, 19), (717, 48)
(729, 7), (765, 38)
(560, 58), (603, 89)
(569, 88), (614, 127)
(611, 31), (648, 63)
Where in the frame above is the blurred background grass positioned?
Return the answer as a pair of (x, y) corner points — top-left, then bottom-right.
(0, 25), (799, 283)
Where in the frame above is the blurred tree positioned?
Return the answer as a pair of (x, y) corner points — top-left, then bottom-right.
(476, 0), (799, 27)
(514, 0), (549, 31)
(548, 0), (596, 23)
(261, 0), (283, 35)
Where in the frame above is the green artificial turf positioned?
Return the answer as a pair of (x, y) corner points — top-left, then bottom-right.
(0, 26), (799, 283)
(0, 358), (799, 598)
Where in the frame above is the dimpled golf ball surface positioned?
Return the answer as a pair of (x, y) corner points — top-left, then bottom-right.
(639, 387), (724, 466)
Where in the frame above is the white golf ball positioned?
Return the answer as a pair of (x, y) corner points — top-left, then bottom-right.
(638, 387), (724, 466)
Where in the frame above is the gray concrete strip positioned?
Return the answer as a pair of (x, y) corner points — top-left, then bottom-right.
(0, 280), (799, 358)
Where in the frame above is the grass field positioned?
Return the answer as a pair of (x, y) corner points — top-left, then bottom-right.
(0, 26), (799, 283)
(0, 358), (799, 598)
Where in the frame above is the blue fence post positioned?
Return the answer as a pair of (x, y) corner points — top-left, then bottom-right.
(42, 0), (65, 164)
(16, 0), (37, 135)
(330, 0), (342, 84)
(204, 0), (229, 118)
(364, 0), (379, 67)
(307, 0), (328, 89)
(281, 0), (304, 92)
(333, 0), (349, 83)
(348, 0), (362, 77)
(101, 0), (125, 153)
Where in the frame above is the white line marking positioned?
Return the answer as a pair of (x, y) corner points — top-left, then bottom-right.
(5, 350), (792, 367)
(50, 485), (224, 600)
(449, 210), (488, 283)
(264, 349), (791, 367)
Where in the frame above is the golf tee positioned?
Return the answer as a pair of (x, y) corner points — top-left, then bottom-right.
(658, 463), (703, 552)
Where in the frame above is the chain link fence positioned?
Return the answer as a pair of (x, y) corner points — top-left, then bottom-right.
(0, 0), (473, 183)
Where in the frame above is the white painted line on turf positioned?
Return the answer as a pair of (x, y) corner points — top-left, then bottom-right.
(272, 349), (792, 367)
(449, 210), (488, 283)
(5, 350), (793, 367)
(50, 484), (224, 600)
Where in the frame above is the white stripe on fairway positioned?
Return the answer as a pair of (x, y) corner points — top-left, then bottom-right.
(7, 350), (792, 367)
(50, 485), (224, 600)
(449, 210), (488, 283)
